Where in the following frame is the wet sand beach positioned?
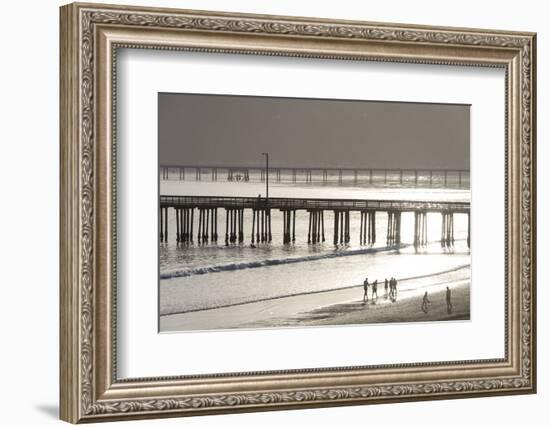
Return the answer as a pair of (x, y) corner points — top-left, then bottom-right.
(160, 266), (469, 332)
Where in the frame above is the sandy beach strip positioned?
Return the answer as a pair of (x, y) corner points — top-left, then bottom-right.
(160, 266), (470, 332)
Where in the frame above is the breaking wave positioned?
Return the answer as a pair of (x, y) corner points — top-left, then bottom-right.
(160, 245), (404, 280)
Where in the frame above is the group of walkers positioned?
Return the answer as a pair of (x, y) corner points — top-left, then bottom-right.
(363, 277), (454, 315)
(363, 277), (398, 303)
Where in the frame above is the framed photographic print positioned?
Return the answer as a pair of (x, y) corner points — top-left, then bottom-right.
(60, 2), (537, 423)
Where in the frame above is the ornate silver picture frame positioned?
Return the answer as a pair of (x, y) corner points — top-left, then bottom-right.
(60, 2), (536, 423)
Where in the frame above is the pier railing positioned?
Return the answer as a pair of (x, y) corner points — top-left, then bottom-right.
(160, 164), (470, 188)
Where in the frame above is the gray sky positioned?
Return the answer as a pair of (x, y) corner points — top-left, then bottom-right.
(159, 93), (470, 169)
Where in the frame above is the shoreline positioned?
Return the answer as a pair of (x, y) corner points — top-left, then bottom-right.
(160, 266), (470, 332)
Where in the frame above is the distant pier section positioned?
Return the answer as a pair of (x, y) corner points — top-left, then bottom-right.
(159, 195), (470, 248)
(160, 164), (470, 188)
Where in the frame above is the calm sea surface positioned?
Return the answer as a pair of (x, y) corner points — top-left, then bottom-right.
(159, 173), (470, 316)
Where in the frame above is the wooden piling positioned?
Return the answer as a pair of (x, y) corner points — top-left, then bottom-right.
(321, 211), (325, 242)
(286, 210), (290, 243)
(180, 208), (184, 242)
(367, 211), (371, 245)
(386, 211), (392, 246)
(308, 211), (312, 243)
(450, 212), (454, 245)
(440, 212), (455, 248)
(163, 206), (168, 242)
(198, 209), (203, 243)
(287, 211), (291, 243)
(414, 211), (418, 247)
(447, 213), (451, 246)
(424, 212), (427, 244)
(256, 210), (260, 243)
(316, 211), (320, 243)
(283, 211), (288, 244)
(266, 209), (273, 243)
(283, 211), (290, 245)
(338, 212), (342, 244)
(184, 208), (188, 242)
(205, 208), (210, 242)
(318, 212), (321, 242)
(345, 211), (350, 243)
(260, 209), (264, 242)
(202, 209), (207, 242)
(446, 213), (451, 246)
(365, 212), (370, 245)
(182, 208), (186, 243)
(386, 211), (400, 247)
(234, 209), (238, 243)
(214, 208), (218, 241)
(288, 210), (293, 243)
(372, 211), (376, 244)
(292, 210), (296, 242)
(414, 211), (427, 248)
(209, 208), (213, 242)
(360, 211), (364, 245)
(251, 209), (256, 243)
(225, 209), (229, 244)
(396, 212), (401, 245)
(312, 212), (316, 243)
(159, 207), (164, 242)
(282, 211), (287, 244)
(262, 210), (266, 242)
(333, 210), (339, 245)
(190, 208), (194, 243)
(441, 212), (447, 248)
(239, 209), (244, 243)
(176, 208), (180, 243)
(316, 211), (321, 243)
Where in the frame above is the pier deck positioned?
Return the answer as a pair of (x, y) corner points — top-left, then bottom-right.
(159, 195), (470, 248)
(160, 195), (470, 213)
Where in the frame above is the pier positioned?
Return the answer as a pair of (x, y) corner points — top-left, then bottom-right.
(159, 164), (469, 188)
(160, 195), (470, 248)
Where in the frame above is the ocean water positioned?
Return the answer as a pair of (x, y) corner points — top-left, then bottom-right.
(159, 173), (470, 319)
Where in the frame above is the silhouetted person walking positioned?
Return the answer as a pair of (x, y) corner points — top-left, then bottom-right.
(389, 277), (398, 302)
(372, 280), (378, 301)
(384, 278), (389, 299)
(446, 286), (453, 314)
(363, 277), (369, 303)
(422, 291), (431, 313)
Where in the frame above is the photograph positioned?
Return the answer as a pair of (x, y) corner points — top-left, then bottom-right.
(158, 93), (471, 332)
(57, 2), (536, 422)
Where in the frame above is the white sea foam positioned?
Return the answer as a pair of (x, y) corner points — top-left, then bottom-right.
(160, 245), (401, 279)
